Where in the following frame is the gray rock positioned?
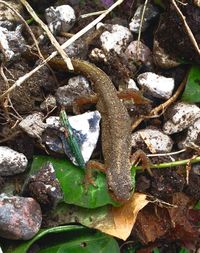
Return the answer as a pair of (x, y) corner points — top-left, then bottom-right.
(0, 147), (28, 176)
(125, 41), (153, 65)
(153, 39), (180, 69)
(178, 118), (200, 149)
(40, 95), (57, 111)
(137, 72), (175, 99)
(45, 111), (101, 165)
(131, 128), (173, 153)
(0, 194), (42, 240)
(23, 162), (63, 208)
(129, 3), (159, 33)
(163, 102), (200, 134)
(45, 5), (76, 34)
(0, 23), (26, 62)
(56, 75), (92, 107)
(19, 112), (47, 139)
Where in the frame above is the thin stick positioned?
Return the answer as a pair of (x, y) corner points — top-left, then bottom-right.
(20, 0), (73, 70)
(0, 0), (124, 100)
(137, 0), (149, 43)
(134, 155), (200, 170)
(171, 0), (200, 56)
(80, 10), (106, 19)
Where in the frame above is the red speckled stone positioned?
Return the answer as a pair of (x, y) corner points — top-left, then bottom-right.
(0, 195), (42, 240)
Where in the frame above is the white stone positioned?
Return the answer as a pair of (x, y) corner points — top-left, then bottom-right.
(56, 75), (92, 107)
(178, 118), (200, 149)
(163, 102), (200, 134)
(100, 24), (133, 54)
(131, 128), (173, 153)
(137, 72), (175, 99)
(129, 4), (159, 33)
(0, 146), (28, 176)
(45, 5), (76, 34)
(0, 24), (26, 61)
(127, 78), (139, 90)
(89, 48), (108, 63)
(46, 111), (101, 165)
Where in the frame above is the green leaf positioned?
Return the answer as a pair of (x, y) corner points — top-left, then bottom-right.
(44, 202), (110, 229)
(179, 247), (189, 253)
(152, 248), (160, 253)
(181, 65), (200, 103)
(30, 156), (120, 208)
(6, 225), (119, 253)
(194, 200), (200, 210)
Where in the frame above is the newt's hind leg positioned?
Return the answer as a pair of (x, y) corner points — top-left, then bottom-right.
(85, 160), (106, 188)
(73, 89), (151, 114)
(131, 149), (152, 176)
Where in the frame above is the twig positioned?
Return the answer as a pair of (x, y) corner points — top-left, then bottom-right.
(80, 10), (106, 19)
(134, 155), (200, 170)
(131, 77), (186, 130)
(20, 0), (73, 70)
(147, 148), (186, 157)
(136, 0), (149, 60)
(137, 0), (149, 43)
(0, 0), (125, 100)
(171, 0), (200, 56)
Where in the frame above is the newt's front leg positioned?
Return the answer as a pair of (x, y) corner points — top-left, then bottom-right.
(85, 160), (106, 187)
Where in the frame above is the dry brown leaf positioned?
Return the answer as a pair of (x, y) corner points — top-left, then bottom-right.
(94, 193), (149, 240)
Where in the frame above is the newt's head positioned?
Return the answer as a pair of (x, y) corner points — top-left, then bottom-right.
(107, 171), (133, 202)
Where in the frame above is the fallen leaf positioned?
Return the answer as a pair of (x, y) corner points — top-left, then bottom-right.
(134, 205), (170, 244)
(96, 193), (149, 240)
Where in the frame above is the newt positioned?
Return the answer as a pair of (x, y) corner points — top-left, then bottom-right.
(48, 58), (149, 201)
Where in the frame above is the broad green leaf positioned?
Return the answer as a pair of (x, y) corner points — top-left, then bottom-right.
(181, 65), (200, 103)
(6, 225), (119, 253)
(194, 200), (200, 210)
(179, 248), (189, 253)
(44, 203), (110, 229)
(31, 156), (133, 208)
(152, 248), (160, 253)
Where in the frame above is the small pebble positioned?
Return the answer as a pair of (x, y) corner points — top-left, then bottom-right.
(0, 146), (28, 176)
(153, 39), (180, 69)
(56, 75), (92, 107)
(129, 3), (159, 33)
(23, 162), (63, 208)
(45, 5), (76, 34)
(57, 37), (88, 59)
(127, 78), (139, 90)
(131, 128), (173, 153)
(0, 194), (42, 240)
(45, 111), (101, 165)
(137, 72), (175, 99)
(100, 24), (133, 54)
(125, 40), (153, 65)
(0, 23), (26, 61)
(89, 48), (108, 63)
(178, 118), (200, 149)
(19, 112), (47, 139)
(163, 102), (200, 134)
(40, 95), (57, 111)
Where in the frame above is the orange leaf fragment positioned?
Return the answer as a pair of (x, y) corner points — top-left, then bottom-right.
(94, 193), (149, 240)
